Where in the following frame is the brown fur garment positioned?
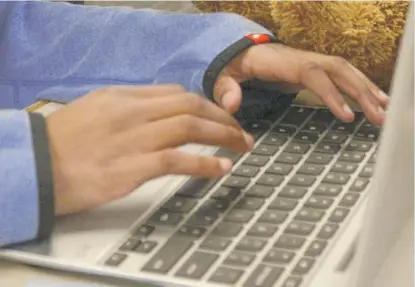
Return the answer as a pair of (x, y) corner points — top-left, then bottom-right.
(193, 1), (409, 90)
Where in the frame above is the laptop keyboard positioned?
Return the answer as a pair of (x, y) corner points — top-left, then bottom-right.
(103, 106), (379, 287)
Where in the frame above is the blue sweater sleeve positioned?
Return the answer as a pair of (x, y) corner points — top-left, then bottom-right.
(0, 111), (53, 247)
(0, 1), (289, 117)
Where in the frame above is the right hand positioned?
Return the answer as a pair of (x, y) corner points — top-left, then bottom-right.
(46, 85), (254, 216)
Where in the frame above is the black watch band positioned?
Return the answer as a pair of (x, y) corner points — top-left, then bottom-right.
(202, 33), (281, 100)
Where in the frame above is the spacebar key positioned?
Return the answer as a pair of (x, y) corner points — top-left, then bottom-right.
(142, 236), (193, 274)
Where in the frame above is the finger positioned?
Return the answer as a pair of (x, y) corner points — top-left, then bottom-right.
(125, 114), (253, 153)
(138, 92), (242, 130)
(130, 150), (233, 184)
(296, 60), (355, 122)
(213, 74), (243, 114)
(347, 63), (390, 108)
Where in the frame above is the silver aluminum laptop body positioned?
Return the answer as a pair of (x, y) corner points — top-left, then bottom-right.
(0, 7), (413, 287)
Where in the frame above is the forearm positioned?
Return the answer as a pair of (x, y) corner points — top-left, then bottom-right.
(0, 111), (54, 247)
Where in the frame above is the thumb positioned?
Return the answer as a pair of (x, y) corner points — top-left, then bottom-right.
(213, 74), (242, 114)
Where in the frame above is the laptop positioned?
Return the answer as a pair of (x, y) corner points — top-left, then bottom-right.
(1, 7), (413, 287)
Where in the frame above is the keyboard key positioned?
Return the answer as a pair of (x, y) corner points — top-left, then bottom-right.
(302, 122), (327, 133)
(243, 120), (271, 139)
(257, 174), (285, 187)
(259, 210), (288, 224)
(161, 197), (197, 213)
(294, 132), (319, 144)
(346, 141), (373, 152)
(331, 162), (358, 174)
(309, 109), (334, 123)
(284, 142), (310, 154)
(236, 237), (267, 252)
(142, 236), (193, 274)
(305, 240), (327, 257)
(209, 267), (243, 284)
(323, 173), (350, 184)
(225, 251), (256, 266)
(105, 253), (127, 267)
(368, 152), (377, 163)
(282, 277), (303, 287)
(331, 122), (358, 133)
(262, 134), (288, 146)
(360, 165), (375, 178)
(248, 223), (278, 237)
(339, 193), (360, 207)
(133, 225), (154, 237)
(211, 187), (240, 202)
(289, 174), (316, 187)
(322, 131), (348, 144)
(246, 185), (274, 198)
(295, 208), (325, 222)
(212, 222), (243, 237)
(269, 197), (298, 211)
(225, 210), (255, 223)
(232, 165), (260, 177)
(298, 164), (325, 175)
(329, 208), (350, 223)
(135, 241), (157, 253)
(176, 251), (219, 279)
(350, 178), (370, 192)
(244, 155), (269, 167)
(355, 129), (379, 141)
(314, 184), (342, 197)
(293, 257), (315, 275)
(267, 163), (293, 175)
(264, 249), (295, 264)
(235, 197), (265, 211)
(149, 211), (183, 226)
(187, 211), (218, 227)
(176, 178), (216, 198)
(285, 221), (315, 236)
(279, 186), (308, 199)
(178, 226), (206, 238)
(305, 195), (334, 209)
(317, 223), (339, 239)
(315, 142), (341, 154)
(244, 264), (284, 287)
(307, 153), (333, 164)
(339, 151), (366, 163)
(120, 238), (141, 251)
(275, 153), (302, 164)
(253, 144), (280, 156)
(275, 234), (305, 250)
(272, 124), (297, 135)
(223, 176), (251, 188)
(200, 236), (231, 251)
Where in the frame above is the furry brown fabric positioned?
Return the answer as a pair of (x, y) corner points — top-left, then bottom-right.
(193, 1), (409, 90)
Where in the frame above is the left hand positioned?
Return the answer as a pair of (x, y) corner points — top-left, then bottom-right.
(214, 43), (389, 125)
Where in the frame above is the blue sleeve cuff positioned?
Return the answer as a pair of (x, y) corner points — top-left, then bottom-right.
(0, 111), (54, 247)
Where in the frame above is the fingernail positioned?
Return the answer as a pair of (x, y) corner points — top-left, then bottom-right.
(221, 92), (233, 110)
(379, 90), (389, 100)
(219, 158), (232, 173)
(343, 103), (353, 115)
(243, 132), (254, 149)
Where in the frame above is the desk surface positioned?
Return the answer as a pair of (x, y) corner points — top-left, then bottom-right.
(0, 93), (365, 287)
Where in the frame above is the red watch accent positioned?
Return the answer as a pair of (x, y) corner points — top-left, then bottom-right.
(244, 34), (273, 44)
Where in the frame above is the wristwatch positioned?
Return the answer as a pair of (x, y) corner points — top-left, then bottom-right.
(202, 33), (281, 101)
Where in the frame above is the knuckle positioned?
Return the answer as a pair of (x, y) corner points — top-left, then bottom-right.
(159, 149), (178, 173)
(98, 86), (118, 95)
(301, 60), (322, 72)
(331, 56), (349, 68)
(186, 93), (205, 111)
(178, 114), (197, 135)
(170, 84), (186, 92)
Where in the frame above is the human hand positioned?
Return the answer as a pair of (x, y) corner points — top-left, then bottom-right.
(214, 43), (389, 125)
(46, 85), (253, 215)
